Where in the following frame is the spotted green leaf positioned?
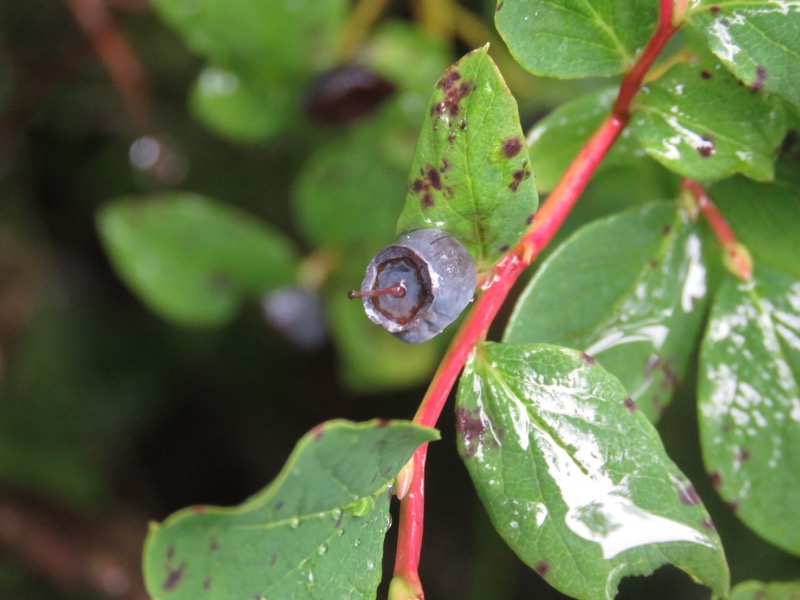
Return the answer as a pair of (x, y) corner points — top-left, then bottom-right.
(495, 0), (657, 78)
(456, 342), (730, 600)
(504, 202), (711, 422)
(698, 267), (800, 556)
(526, 87), (645, 193)
(730, 580), (800, 600)
(396, 46), (538, 273)
(630, 59), (787, 182)
(143, 420), (438, 599)
(687, 0), (800, 110)
(97, 193), (298, 326)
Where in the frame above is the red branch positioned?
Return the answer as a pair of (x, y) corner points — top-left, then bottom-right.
(393, 0), (680, 595)
(682, 178), (753, 280)
(65, 0), (153, 128)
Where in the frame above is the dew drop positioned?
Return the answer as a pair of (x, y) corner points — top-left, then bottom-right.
(317, 544), (328, 556)
(366, 560), (375, 571)
(354, 538), (363, 548)
(288, 517), (300, 529)
(509, 521), (519, 529)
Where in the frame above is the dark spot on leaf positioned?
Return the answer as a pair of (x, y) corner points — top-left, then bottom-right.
(422, 193), (434, 208)
(697, 136), (715, 157)
(580, 351), (596, 365)
(370, 473), (378, 485)
(448, 132), (457, 143)
(383, 465), (393, 476)
(502, 137), (523, 158)
(677, 483), (701, 506)
(274, 501), (284, 511)
(735, 448), (751, 464)
(440, 158), (450, 172)
(727, 500), (739, 512)
(203, 577), (211, 590)
(648, 258), (659, 268)
(496, 1), (504, 11)
(499, 245), (510, 253)
(444, 186), (455, 199)
(427, 167), (442, 190)
(432, 69), (474, 119)
(624, 397), (637, 412)
(303, 66), (396, 125)
(700, 70), (713, 80)
(459, 118), (467, 130)
(209, 537), (219, 552)
(535, 561), (549, 576)
(509, 168), (531, 191)
(456, 407), (485, 460)
(526, 214), (535, 225)
(751, 65), (768, 90)
(701, 517), (716, 531)
(662, 223), (671, 235)
(412, 178), (425, 193)
(269, 553), (277, 566)
(162, 561), (186, 591)
(710, 4), (720, 12)
(709, 471), (722, 489)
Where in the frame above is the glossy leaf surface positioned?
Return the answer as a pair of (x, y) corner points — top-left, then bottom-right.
(396, 46), (538, 273)
(698, 267), (800, 555)
(505, 202), (710, 422)
(143, 420), (438, 599)
(97, 193), (298, 326)
(456, 342), (729, 600)
(688, 0), (800, 110)
(630, 59), (787, 181)
(730, 580), (800, 600)
(526, 87), (644, 193)
(495, 0), (657, 78)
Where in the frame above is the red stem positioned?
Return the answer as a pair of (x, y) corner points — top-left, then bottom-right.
(682, 178), (752, 280)
(394, 1), (680, 593)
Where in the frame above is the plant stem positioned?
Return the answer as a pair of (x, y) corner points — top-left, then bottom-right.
(337, 0), (391, 60)
(394, 2), (680, 594)
(682, 178), (753, 280)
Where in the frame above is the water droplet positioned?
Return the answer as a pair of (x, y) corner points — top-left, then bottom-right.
(366, 560), (375, 571)
(383, 514), (393, 533)
(317, 544), (328, 556)
(509, 521), (519, 529)
(354, 538), (363, 548)
(288, 517), (300, 529)
(337, 528), (345, 536)
(351, 496), (374, 517)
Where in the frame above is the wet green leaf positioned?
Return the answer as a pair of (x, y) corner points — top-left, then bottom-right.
(730, 580), (800, 600)
(710, 177), (800, 279)
(526, 87), (647, 193)
(456, 342), (730, 600)
(143, 420), (438, 600)
(396, 46), (538, 273)
(151, 0), (348, 140)
(698, 267), (800, 556)
(630, 59), (787, 182)
(504, 202), (711, 422)
(687, 1), (800, 110)
(97, 193), (298, 326)
(495, 0), (657, 78)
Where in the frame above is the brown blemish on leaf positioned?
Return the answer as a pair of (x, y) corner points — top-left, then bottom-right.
(662, 223), (671, 235)
(509, 168), (531, 191)
(727, 500), (740, 512)
(751, 65), (768, 91)
(735, 448), (751, 465)
(526, 214), (535, 225)
(209, 537), (219, 552)
(412, 178), (425, 193)
(535, 561), (549, 576)
(648, 258), (659, 269)
(422, 193), (434, 208)
(375, 418), (389, 427)
(166, 546), (175, 561)
(502, 137), (523, 158)
(274, 501), (284, 511)
(677, 483), (701, 506)
(163, 561), (187, 591)
(440, 158), (450, 172)
(312, 425), (325, 441)
(580, 351), (596, 365)
(709, 471), (722, 489)
(459, 118), (467, 130)
(697, 136), (715, 157)
(428, 168), (442, 190)
(710, 4), (720, 12)
(203, 577), (212, 590)
(624, 397), (637, 412)
(448, 132), (457, 143)
(701, 517), (716, 531)
(496, 1), (504, 11)
(499, 245), (510, 253)
(456, 407), (485, 460)
(431, 68), (474, 119)
(700, 70), (713, 80)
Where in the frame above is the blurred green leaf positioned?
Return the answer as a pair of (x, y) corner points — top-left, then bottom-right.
(630, 59), (787, 181)
(143, 420), (438, 599)
(97, 193), (298, 326)
(710, 176), (800, 279)
(397, 46), (538, 272)
(687, 1), (800, 110)
(505, 202), (711, 421)
(495, 0), (657, 78)
(730, 580), (800, 600)
(698, 267), (800, 556)
(456, 342), (730, 600)
(151, 0), (348, 140)
(526, 87), (647, 193)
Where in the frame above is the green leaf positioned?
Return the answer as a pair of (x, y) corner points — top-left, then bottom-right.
(495, 0), (657, 78)
(526, 87), (647, 193)
(97, 193), (298, 326)
(456, 342), (730, 600)
(687, 1), (800, 110)
(698, 267), (800, 556)
(504, 202), (711, 422)
(630, 59), (787, 182)
(710, 176), (800, 279)
(730, 580), (800, 600)
(151, 0), (348, 140)
(396, 46), (538, 273)
(143, 420), (438, 600)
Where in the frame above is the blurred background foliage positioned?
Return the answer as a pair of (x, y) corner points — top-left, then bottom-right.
(0, 0), (798, 599)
